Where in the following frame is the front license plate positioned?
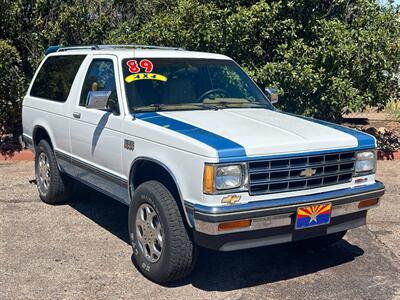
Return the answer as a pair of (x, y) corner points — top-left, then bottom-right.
(295, 203), (332, 230)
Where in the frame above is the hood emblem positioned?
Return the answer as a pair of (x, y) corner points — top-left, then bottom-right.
(300, 168), (317, 177)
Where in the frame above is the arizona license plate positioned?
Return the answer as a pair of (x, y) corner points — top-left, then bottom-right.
(295, 203), (332, 229)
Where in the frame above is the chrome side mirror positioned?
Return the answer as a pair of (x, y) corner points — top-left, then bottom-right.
(86, 91), (111, 110)
(265, 87), (278, 104)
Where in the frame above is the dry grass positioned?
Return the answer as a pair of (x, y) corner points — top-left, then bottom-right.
(385, 99), (400, 121)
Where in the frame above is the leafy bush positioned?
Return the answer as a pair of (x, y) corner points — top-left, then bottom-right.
(108, 0), (400, 121)
(0, 40), (26, 156)
(361, 127), (400, 154)
(1, 0), (400, 155)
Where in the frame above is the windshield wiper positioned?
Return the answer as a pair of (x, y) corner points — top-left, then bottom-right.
(201, 99), (271, 110)
(132, 103), (214, 113)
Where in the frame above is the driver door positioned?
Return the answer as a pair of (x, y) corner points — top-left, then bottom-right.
(69, 55), (128, 202)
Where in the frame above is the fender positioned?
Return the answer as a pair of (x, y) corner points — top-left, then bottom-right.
(32, 123), (57, 150)
(128, 156), (193, 227)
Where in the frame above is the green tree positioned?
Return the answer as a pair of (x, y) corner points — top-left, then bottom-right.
(107, 0), (400, 120)
(0, 0), (399, 155)
(0, 40), (26, 155)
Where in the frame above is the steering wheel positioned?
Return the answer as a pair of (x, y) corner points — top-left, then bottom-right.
(196, 88), (228, 102)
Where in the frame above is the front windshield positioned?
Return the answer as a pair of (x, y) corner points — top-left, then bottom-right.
(122, 58), (273, 112)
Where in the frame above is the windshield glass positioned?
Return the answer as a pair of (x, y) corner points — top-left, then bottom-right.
(122, 58), (273, 112)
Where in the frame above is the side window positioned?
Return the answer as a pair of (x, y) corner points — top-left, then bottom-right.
(80, 59), (120, 114)
(30, 55), (86, 102)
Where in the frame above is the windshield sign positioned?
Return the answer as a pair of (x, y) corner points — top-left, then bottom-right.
(122, 58), (273, 112)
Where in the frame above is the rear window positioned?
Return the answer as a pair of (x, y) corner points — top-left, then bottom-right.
(30, 55), (86, 102)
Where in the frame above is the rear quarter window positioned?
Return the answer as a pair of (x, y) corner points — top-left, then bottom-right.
(30, 55), (86, 102)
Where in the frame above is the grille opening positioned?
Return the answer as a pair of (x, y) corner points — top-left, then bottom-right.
(250, 185), (268, 194)
(271, 160), (289, 169)
(323, 175), (338, 184)
(340, 152), (355, 160)
(325, 165), (339, 173)
(249, 161), (270, 171)
(309, 156), (324, 164)
(250, 173), (269, 182)
(339, 173), (352, 182)
(290, 169), (302, 177)
(270, 171), (289, 180)
(291, 157), (307, 166)
(315, 167), (324, 175)
(340, 163), (354, 171)
(308, 178), (323, 186)
(289, 180), (306, 189)
(326, 154), (340, 162)
(269, 182), (288, 191)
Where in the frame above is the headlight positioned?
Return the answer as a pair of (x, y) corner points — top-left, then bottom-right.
(355, 150), (376, 174)
(216, 165), (242, 190)
(203, 164), (246, 193)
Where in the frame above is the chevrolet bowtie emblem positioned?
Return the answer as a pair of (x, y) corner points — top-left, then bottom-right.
(300, 168), (317, 177)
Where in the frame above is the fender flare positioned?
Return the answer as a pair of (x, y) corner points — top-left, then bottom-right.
(128, 156), (193, 227)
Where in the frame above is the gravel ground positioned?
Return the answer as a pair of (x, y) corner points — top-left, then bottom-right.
(1, 160), (399, 299)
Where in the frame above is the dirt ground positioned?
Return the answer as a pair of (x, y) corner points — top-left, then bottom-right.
(1, 160), (399, 299)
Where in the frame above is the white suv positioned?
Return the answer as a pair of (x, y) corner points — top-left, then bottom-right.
(22, 45), (385, 282)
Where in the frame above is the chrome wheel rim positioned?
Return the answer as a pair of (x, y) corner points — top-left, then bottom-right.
(38, 152), (50, 194)
(135, 203), (164, 263)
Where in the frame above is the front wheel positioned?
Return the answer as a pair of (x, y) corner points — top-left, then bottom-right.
(128, 181), (197, 283)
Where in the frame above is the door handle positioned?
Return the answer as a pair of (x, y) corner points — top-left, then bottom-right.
(73, 112), (81, 119)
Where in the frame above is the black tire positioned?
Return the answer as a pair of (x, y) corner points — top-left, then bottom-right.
(35, 139), (72, 204)
(296, 231), (347, 249)
(128, 180), (197, 283)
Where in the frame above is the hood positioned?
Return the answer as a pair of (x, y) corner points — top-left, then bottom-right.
(135, 109), (375, 161)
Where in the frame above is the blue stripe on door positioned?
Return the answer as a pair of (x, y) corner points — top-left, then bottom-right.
(135, 112), (247, 159)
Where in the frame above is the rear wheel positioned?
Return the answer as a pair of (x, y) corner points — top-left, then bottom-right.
(128, 181), (197, 283)
(35, 139), (72, 204)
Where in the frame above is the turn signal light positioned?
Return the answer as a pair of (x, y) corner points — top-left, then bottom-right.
(358, 198), (379, 209)
(218, 219), (251, 231)
(203, 165), (215, 193)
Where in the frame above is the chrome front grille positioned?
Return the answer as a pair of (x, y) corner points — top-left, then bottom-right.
(248, 151), (356, 195)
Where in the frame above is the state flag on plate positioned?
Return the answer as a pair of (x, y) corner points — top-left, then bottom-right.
(295, 203), (332, 229)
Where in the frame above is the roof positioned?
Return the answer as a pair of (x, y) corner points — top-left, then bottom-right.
(45, 45), (231, 60)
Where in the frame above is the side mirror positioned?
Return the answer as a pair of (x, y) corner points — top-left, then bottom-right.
(86, 91), (111, 110)
(265, 87), (278, 104)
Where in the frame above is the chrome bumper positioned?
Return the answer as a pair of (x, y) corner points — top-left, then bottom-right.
(186, 181), (385, 236)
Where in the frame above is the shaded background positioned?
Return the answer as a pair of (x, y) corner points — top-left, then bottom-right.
(1, 0), (399, 155)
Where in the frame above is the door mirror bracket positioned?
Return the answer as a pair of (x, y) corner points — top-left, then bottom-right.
(265, 87), (279, 104)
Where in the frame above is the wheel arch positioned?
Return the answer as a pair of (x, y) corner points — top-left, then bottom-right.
(128, 157), (193, 227)
(32, 125), (53, 150)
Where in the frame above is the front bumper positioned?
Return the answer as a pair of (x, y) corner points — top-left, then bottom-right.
(185, 181), (385, 251)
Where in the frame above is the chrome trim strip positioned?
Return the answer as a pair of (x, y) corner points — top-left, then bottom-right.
(54, 150), (129, 205)
(190, 181), (384, 216)
(194, 199), (380, 235)
(55, 150), (128, 186)
(195, 213), (293, 235)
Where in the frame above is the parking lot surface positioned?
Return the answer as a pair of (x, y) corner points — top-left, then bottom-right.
(1, 160), (399, 299)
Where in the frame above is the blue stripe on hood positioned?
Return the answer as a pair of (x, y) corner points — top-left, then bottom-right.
(303, 117), (376, 149)
(135, 112), (246, 159)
